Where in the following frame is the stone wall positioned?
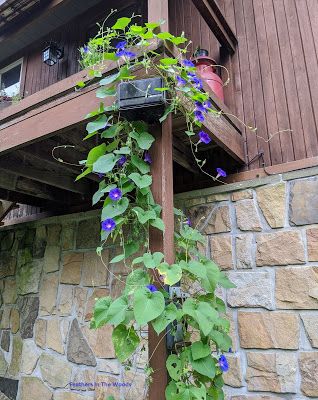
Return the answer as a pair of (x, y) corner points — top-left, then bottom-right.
(175, 167), (318, 399)
(0, 210), (147, 400)
(1, 167), (318, 400)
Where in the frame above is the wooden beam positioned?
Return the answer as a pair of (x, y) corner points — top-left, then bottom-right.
(2, 211), (54, 227)
(0, 174), (75, 204)
(0, 188), (48, 208)
(179, 93), (245, 163)
(191, 0), (237, 54)
(148, 115), (174, 400)
(173, 136), (200, 174)
(226, 155), (318, 183)
(0, 156), (91, 195)
(0, 200), (18, 226)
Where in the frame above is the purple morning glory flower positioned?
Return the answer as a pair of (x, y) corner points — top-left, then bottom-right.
(195, 101), (206, 113)
(116, 49), (136, 58)
(184, 218), (191, 226)
(192, 76), (203, 90)
(109, 188), (122, 201)
(117, 155), (127, 167)
(187, 71), (197, 79)
(97, 173), (105, 179)
(216, 167), (227, 178)
(183, 59), (195, 68)
(194, 110), (205, 123)
(83, 45), (89, 54)
(101, 218), (116, 231)
(115, 41), (127, 49)
(198, 130), (211, 144)
(219, 355), (229, 372)
(204, 100), (212, 110)
(144, 152), (152, 164)
(146, 284), (158, 293)
(176, 76), (187, 86)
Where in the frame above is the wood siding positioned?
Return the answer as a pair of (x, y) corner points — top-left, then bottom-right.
(16, 1), (140, 97)
(169, 0), (221, 62)
(171, 0), (318, 169)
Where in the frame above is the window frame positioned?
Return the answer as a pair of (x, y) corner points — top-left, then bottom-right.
(0, 58), (24, 98)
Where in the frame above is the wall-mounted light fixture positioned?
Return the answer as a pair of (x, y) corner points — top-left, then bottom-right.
(42, 42), (64, 66)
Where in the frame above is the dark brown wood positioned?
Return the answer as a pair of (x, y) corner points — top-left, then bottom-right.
(149, 115), (174, 400)
(226, 156), (318, 183)
(147, 2), (172, 399)
(273, 0), (306, 161)
(0, 155), (91, 194)
(191, 0), (237, 53)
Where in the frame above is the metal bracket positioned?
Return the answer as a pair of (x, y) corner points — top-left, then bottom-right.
(169, 286), (190, 300)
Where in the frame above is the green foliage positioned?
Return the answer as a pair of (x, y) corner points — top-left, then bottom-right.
(133, 287), (165, 326)
(77, 14), (234, 400)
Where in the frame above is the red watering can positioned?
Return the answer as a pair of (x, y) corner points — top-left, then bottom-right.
(192, 49), (224, 102)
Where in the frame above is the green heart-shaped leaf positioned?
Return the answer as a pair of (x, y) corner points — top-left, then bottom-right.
(133, 287), (165, 326)
(112, 324), (140, 362)
(157, 262), (182, 285)
(152, 303), (178, 334)
(128, 173), (152, 189)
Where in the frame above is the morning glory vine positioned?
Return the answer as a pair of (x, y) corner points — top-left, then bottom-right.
(76, 14), (235, 400)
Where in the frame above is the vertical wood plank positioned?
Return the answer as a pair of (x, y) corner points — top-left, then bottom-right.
(149, 115), (174, 400)
(148, 0), (169, 30)
(234, 0), (259, 168)
(243, 0), (272, 167)
(295, 0), (318, 154)
(273, 0), (307, 160)
(262, 0), (294, 163)
(284, 0), (318, 157)
(253, 0), (282, 165)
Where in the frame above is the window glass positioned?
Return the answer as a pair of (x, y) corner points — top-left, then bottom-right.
(0, 63), (22, 97)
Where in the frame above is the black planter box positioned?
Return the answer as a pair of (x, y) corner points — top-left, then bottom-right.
(117, 77), (166, 123)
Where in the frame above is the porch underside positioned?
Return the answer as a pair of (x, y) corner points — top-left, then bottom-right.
(0, 45), (245, 211)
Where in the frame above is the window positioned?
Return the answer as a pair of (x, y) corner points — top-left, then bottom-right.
(0, 59), (23, 98)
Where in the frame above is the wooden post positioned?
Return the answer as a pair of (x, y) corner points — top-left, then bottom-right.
(148, 3), (172, 398)
(147, 0), (169, 30)
(149, 115), (174, 400)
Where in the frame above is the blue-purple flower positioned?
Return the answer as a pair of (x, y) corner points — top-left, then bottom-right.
(117, 155), (127, 167)
(116, 49), (136, 58)
(101, 218), (116, 232)
(146, 284), (158, 293)
(176, 75), (187, 86)
(115, 41), (127, 49)
(144, 152), (152, 164)
(195, 101), (211, 113)
(184, 218), (191, 226)
(219, 355), (229, 372)
(187, 71), (196, 79)
(83, 45), (89, 54)
(97, 173), (105, 179)
(109, 188), (122, 201)
(192, 76), (203, 90)
(216, 167), (227, 178)
(195, 101), (206, 113)
(198, 130), (211, 144)
(183, 59), (195, 68)
(194, 110), (205, 123)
